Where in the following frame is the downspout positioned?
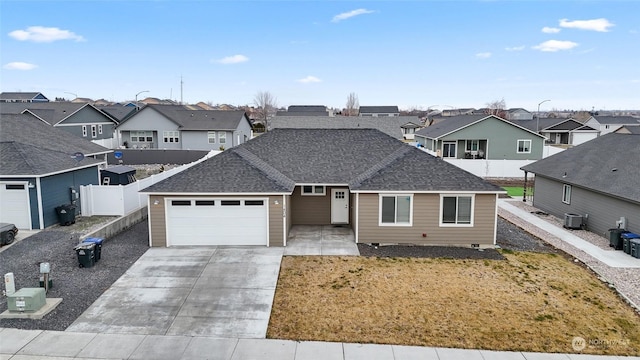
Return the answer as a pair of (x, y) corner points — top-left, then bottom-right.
(522, 171), (528, 202)
(354, 193), (359, 243)
(282, 194), (287, 247)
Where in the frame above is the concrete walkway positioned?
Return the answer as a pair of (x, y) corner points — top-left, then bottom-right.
(284, 225), (359, 256)
(499, 200), (640, 268)
(2, 327), (635, 359)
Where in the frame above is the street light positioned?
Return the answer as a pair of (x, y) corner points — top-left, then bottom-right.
(135, 90), (150, 110)
(537, 99), (551, 132)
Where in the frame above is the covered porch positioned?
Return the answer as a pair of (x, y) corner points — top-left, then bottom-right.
(284, 225), (359, 255)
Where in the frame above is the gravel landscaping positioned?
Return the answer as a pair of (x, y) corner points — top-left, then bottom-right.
(0, 220), (149, 331)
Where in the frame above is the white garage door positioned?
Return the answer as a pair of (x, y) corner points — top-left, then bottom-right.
(0, 182), (31, 229)
(166, 198), (268, 246)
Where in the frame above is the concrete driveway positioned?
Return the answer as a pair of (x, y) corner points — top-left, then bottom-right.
(67, 246), (283, 338)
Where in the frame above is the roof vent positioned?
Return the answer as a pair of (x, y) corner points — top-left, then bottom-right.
(191, 113), (194, 117)
(611, 168), (618, 172)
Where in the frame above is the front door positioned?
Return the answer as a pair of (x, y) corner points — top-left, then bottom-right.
(331, 188), (349, 224)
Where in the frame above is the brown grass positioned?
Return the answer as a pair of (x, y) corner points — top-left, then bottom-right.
(267, 252), (640, 355)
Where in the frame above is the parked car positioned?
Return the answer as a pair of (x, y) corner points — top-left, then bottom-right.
(0, 223), (18, 246)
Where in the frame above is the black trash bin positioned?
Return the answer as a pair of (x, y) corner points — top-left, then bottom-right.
(608, 228), (627, 250)
(55, 204), (76, 226)
(82, 238), (104, 262)
(74, 243), (95, 268)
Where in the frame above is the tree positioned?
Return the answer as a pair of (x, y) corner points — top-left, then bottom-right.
(485, 98), (507, 118)
(253, 91), (278, 131)
(345, 92), (359, 116)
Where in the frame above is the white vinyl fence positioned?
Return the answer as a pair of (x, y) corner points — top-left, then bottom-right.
(80, 151), (220, 216)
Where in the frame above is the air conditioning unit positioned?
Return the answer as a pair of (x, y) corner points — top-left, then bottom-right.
(564, 213), (583, 230)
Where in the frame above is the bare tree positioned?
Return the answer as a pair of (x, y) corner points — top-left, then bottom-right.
(345, 92), (359, 116)
(253, 91), (278, 131)
(485, 98), (507, 118)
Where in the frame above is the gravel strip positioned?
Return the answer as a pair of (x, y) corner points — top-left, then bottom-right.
(0, 220), (149, 330)
(357, 243), (505, 260)
(499, 200), (640, 311)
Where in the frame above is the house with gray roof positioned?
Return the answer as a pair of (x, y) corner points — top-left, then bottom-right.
(270, 115), (422, 140)
(521, 133), (640, 236)
(585, 115), (640, 135)
(359, 106), (399, 117)
(115, 104), (252, 150)
(0, 102), (119, 148)
(614, 124), (640, 135)
(0, 113), (110, 230)
(0, 92), (49, 103)
(415, 115), (546, 160)
(276, 105), (330, 117)
(141, 128), (503, 247)
(512, 118), (599, 147)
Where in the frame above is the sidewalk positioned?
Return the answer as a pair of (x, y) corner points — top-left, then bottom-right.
(1, 327), (634, 359)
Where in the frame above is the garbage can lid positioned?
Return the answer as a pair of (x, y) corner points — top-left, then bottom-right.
(82, 237), (104, 244)
(621, 232), (640, 239)
(74, 243), (95, 250)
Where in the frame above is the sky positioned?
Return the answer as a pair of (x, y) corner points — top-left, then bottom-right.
(1, 0), (639, 112)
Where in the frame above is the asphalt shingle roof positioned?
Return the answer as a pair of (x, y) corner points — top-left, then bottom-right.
(0, 92), (45, 101)
(521, 133), (640, 203)
(359, 106), (399, 114)
(143, 129), (502, 194)
(593, 116), (640, 125)
(121, 104), (247, 130)
(0, 114), (107, 176)
(270, 116), (421, 139)
(0, 102), (113, 125)
(415, 115), (488, 138)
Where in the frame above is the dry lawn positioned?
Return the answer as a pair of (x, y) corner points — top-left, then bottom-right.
(267, 251), (640, 356)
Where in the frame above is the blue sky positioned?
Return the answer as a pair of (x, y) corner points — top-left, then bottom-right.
(1, 1), (638, 111)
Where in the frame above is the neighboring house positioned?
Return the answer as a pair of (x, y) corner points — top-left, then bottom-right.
(270, 116), (422, 140)
(0, 92), (49, 103)
(584, 115), (640, 135)
(415, 115), (546, 160)
(0, 113), (110, 230)
(0, 102), (119, 148)
(614, 124), (640, 134)
(116, 105), (252, 150)
(507, 108), (533, 121)
(96, 105), (138, 124)
(359, 106), (400, 117)
(521, 133), (640, 236)
(276, 105), (330, 117)
(141, 128), (504, 247)
(514, 118), (599, 147)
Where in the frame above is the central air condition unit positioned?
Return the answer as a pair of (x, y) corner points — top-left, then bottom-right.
(564, 213), (583, 230)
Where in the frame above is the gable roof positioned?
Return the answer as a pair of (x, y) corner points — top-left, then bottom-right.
(96, 105), (137, 122)
(542, 119), (583, 131)
(359, 106), (399, 114)
(0, 102), (116, 125)
(118, 104), (249, 130)
(521, 133), (640, 203)
(270, 116), (421, 139)
(142, 129), (502, 194)
(0, 92), (48, 102)
(287, 105), (327, 112)
(615, 125), (640, 134)
(592, 116), (640, 125)
(0, 114), (108, 176)
(416, 115), (545, 140)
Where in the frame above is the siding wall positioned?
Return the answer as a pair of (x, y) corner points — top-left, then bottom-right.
(357, 193), (497, 246)
(291, 186), (337, 225)
(56, 106), (116, 140)
(40, 166), (101, 227)
(285, 195), (292, 244)
(117, 107), (180, 149)
(533, 176), (640, 236)
(181, 130), (234, 151)
(149, 194), (285, 247)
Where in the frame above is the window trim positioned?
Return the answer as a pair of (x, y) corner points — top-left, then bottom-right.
(442, 141), (457, 158)
(82, 125), (87, 137)
(91, 125), (97, 138)
(163, 131), (179, 143)
(218, 132), (226, 144)
(378, 194), (413, 227)
(98, 124), (103, 135)
(562, 184), (571, 204)
(517, 139), (532, 154)
(439, 194), (475, 227)
(208, 131), (216, 144)
(301, 185), (326, 196)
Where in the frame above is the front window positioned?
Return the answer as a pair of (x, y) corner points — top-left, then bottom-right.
(466, 140), (479, 152)
(380, 195), (412, 226)
(517, 139), (532, 153)
(208, 131), (216, 144)
(440, 195), (473, 226)
(91, 125), (97, 138)
(163, 131), (179, 143)
(219, 132), (226, 144)
(131, 131), (153, 142)
(562, 184), (571, 204)
(98, 124), (103, 134)
(82, 125), (87, 137)
(442, 142), (456, 158)
(301, 185), (325, 196)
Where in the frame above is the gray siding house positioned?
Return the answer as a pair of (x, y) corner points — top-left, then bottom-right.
(141, 129), (503, 248)
(521, 133), (640, 236)
(0, 92), (49, 103)
(116, 105), (252, 150)
(0, 114), (110, 229)
(415, 115), (545, 160)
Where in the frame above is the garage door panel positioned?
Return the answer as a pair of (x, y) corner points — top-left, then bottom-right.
(166, 199), (267, 246)
(0, 183), (31, 229)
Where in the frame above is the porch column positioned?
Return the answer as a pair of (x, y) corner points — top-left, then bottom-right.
(522, 171), (528, 202)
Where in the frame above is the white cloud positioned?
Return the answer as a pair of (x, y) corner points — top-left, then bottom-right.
(542, 27), (561, 34)
(215, 55), (249, 64)
(532, 40), (579, 52)
(331, 9), (375, 23)
(505, 46), (525, 51)
(475, 52), (492, 59)
(559, 18), (614, 32)
(297, 76), (322, 83)
(3, 62), (38, 70)
(8, 26), (85, 42)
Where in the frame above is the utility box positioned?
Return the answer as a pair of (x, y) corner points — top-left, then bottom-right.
(564, 213), (583, 229)
(7, 287), (46, 312)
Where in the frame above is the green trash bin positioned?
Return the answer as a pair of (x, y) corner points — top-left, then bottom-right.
(74, 243), (95, 268)
(608, 228), (627, 250)
(56, 204), (76, 226)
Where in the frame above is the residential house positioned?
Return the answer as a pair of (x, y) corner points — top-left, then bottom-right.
(0, 102), (119, 148)
(0, 113), (110, 230)
(0, 92), (49, 103)
(270, 115), (422, 140)
(276, 105), (330, 117)
(584, 115), (640, 135)
(521, 133), (640, 236)
(513, 118), (599, 147)
(95, 105), (138, 124)
(415, 115), (546, 160)
(507, 108), (533, 121)
(116, 105), (252, 150)
(359, 106), (400, 117)
(614, 125), (640, 134)
(141, 129), (504, 247)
